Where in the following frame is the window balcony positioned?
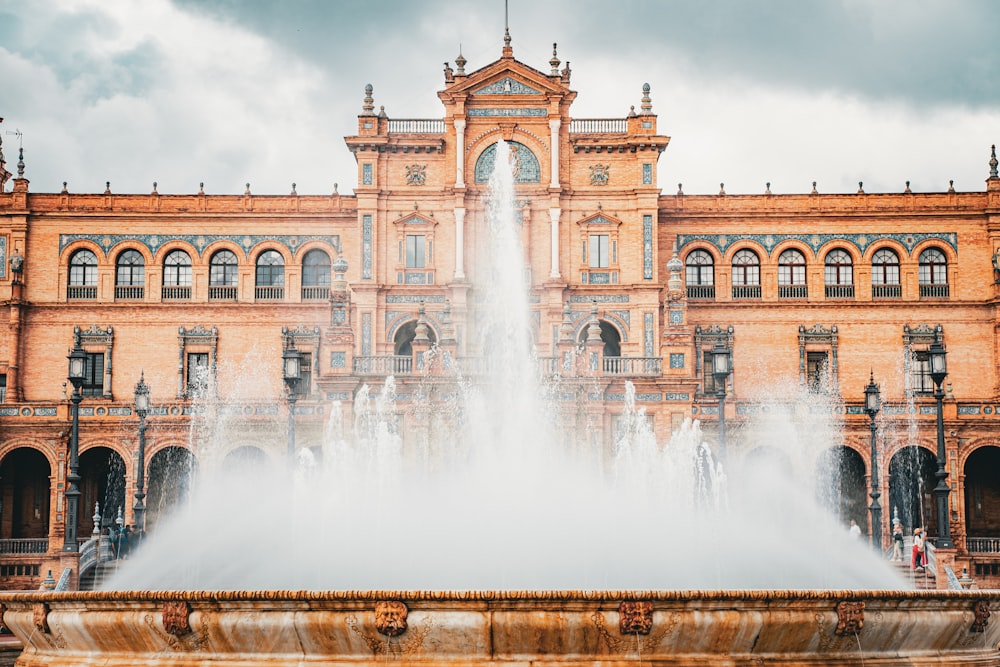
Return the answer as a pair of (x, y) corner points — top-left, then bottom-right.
(824, 284), (855, 299)
(114, 285), (145, 301)
(920, 284), (950, 298)
(352, 355), (413, 375)
(602, 356), (663, 376)
(872, 284), (901, 299)
(301, 286), (330, 300)
(67, 285), (97, 300)
(162, 285), (192, 301)
(686, 285), (715, 300)
(208, 286), (238, 301)
(255, 286), (285, 301)
(778, 285), (808, 299)
(732, 285), (761, 300)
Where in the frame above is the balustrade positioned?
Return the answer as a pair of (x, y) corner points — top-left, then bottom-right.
(208, 286), (237, 301)
(255, 286), (285, 301)
(778, 285), (808, 299)
(301, 286), (330, 300)
(686, 285), (715, 300)
(920, 284), (950, 298)
(967, 536), (1000, 553)
(872, 284), (901, 299)
(387, 119), (445, 133)
(732, 285), (761, 300)
(162, 285), (192, 300)
(569, 118), (628, 133)
(824, 284), (855, 299)
(352, 355), (413, 375)
(114, 285), (145, 300)
(0, 538), (49, 554)
(67, 285), (97, 300)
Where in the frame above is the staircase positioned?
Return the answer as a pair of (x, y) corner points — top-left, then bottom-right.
(890, 559), (936, 590)
(78, 560), (124, 591)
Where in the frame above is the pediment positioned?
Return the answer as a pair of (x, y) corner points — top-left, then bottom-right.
(394, 213), (437, 228)
(576, 213), (623, 228)
(445, 57), (568, 98)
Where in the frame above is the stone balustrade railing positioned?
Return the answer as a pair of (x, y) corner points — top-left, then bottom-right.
(569, 119), (628, 133)
(387, 119), (446, 133)
(0, 539), (48, 555)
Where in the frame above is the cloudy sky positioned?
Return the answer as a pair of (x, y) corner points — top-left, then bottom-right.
(1, 0), (997, 197)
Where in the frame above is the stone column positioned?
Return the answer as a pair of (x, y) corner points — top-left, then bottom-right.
(454, 207), (466, 280)
(454, 119), (466, 188)
(549, 119), (561, 188)
(549, 208), (561, 278)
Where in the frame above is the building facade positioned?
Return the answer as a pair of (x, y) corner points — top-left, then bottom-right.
(1, 36), (999, 589)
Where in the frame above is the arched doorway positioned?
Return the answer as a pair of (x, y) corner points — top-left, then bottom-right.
(578, 320), (622, 357)
(222, 446), (269, 475)
(815, 446), (867, 531)
(146, 446), (197, 533)
(393, 320), (437, 357)
(0, 448), (51, 539)
(888, 446), (938, 537)
(964, 446), (1000, 548)
(79, 446), (126, 536)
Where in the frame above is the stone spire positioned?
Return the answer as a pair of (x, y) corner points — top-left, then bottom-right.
(549, 43), (560, 76)
(990, 144), (998, 179)
(362, 84), (375, 115)
(454, 48), (466, 76)
(16, 147), (25, 178)
(502, 26), (513, 58)
(640, 83), (653, 115)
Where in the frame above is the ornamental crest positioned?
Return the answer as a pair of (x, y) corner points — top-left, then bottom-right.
(375, 600), (408, 637)
(834, 600), (864, 636)
(405, 164), (426, 186)
(590, 164), (610, 186)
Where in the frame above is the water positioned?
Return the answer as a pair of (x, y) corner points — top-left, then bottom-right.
(107, 141), (902, 591)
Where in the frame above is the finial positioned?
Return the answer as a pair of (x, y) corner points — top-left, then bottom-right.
(455, 48), (466, 75)
(333, 182), (339, 194)
(549, 43), (560, 76)
(765, 182), (771, 195)
(378, 105), (387, 119)
(990, 144), (998, 179)
(61, 181), (68, 194)
(16, 147), (25, 178)
(152, 181), (158, 194)
(904, 180), (911, 193)
(199, 182), (205, 194)
(290, 183), (297, 195)
(628, 105), (636, 118)
(362, 84), (375, 115)
(104, 180), (111, 194)
(244, 182), (250, 195)
(677, 183), (684, 195)
(811, 181), (818, 194)
(857, 181), (864, 194)
(504, 26), (511, 46)
(640, 83), (653, 114)
(719, 183), (726, 195)
(948, 179), (955, 193)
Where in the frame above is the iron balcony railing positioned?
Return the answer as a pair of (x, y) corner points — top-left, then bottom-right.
(0, 538), (49, 554)
(966, 536), (1000, 553)
(920, 283), (950, 298)
(778, 285), (808, 299)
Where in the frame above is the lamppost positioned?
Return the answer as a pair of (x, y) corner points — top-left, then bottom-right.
(133, 373), (150, 539)
(928, 341), (954, 548)
(711, 342), (733, 460)
(864, 372), (882, 553)
(282, 341), (302, 459)
(64, 342), (87, 552)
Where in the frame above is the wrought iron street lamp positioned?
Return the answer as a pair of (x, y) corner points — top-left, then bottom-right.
(133, 373), (150, 539)
(928, 341), (954, 548)
(864, 372), (883, 552)
(711, 342), (733, 459)
(64, 341), (87, 552)
(282, 341), (303, 459)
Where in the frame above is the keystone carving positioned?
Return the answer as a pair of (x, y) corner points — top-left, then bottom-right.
(619, 600), (653, 635)
(834, 601), (864, 636)
(375, 601), (408, 637)
(33, 602), (50, 633)
(971, 600), (990, 633)
(162, 601), (192, 636)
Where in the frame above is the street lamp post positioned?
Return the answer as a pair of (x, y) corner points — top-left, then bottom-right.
(282, 341), (302, 460)
(133, 373), (150, 539)
(864, 372), (883, 553)
(928, 341), (954, 548)
(711, 342), (733, 460)
(64, 342), (87, 552)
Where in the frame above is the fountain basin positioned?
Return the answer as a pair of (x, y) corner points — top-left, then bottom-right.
(1, 590), (998, 666)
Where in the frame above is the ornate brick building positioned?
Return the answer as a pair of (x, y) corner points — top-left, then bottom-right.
(1, 35), (999, 589)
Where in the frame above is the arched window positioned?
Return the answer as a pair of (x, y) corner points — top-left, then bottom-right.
(824, 249), (854, 298)
(778, 249), (807, 299)
(255, 249), (285, 300)
(578, 320), (622, 358)
(115, 249), (145, 300)
(163, 249), (192, 300)
(919, 248), (948, 298)
(871, 248), (900, 299)
(473, 141), (541, 183)
(685, 249), (715, 299)
(731, 249), (761, 299)
(68, 249), (98, 300)
(302, 249), (331, 300)
(393, 320), (438, 358)
(209, 249), (238, 301)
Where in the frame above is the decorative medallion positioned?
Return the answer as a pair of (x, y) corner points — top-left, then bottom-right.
(375, 601), (408, 637)
(619, 600), (653, 635)
(33, 602), (50, 633)
(971, 600), (990, 633)
(162, 601), (192, 636)
(405, 164), (426, 186)
(834, 601), (864, 636)
(590, 164), (610, 186)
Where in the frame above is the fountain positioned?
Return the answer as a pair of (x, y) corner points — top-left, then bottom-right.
(1, 141), (997, 666)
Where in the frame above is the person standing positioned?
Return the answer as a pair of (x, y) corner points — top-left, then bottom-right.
(912, 528), (925, 570)
(849, 519), (862, 539)
(891, 522), (904, 561)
